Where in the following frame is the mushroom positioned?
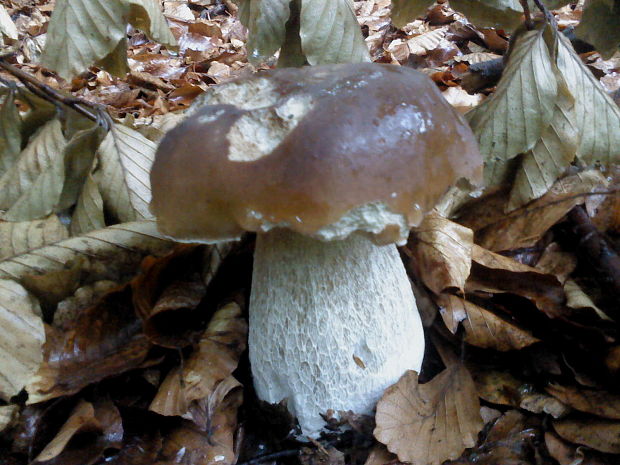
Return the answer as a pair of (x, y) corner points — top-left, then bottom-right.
(150, 63), (482, 437)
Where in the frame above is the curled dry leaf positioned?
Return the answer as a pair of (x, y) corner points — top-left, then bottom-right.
(374, 366), (483, 465)
(553, 417), (620, 453)
(26, 285), (152, 404)
(437, 294), (540, 351)
(150, 302), (247, 423)
(409, 211), (473, 295)
(564, 279), (611, 321)
(0, 215), (68, 260)
(546, 384), (620, 420)
(0, 279), (44, 401)
(33, 399), (123, 465)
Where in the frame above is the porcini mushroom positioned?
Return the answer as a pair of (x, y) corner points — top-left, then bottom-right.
(150, 63), (482, 437)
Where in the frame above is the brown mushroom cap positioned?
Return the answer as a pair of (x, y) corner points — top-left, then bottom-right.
(150, 63), (482, 244)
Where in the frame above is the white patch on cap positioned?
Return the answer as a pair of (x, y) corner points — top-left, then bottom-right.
(227, 95), (314, 162)
(193, 77), (279, 111)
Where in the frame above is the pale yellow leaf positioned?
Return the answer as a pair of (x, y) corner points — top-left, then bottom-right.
(300, 0), (370, 65)
(0, 216), (68, 260)
(0, 279), (45, 400)
(0, 119), (67, 221)
(564, 279), (612, 320)
(374, 367), (483, 465)
(0, 405), (18, 433)
(96, 123), (156, 222)
(70, 175), (106, 236)
(0, 5), (18, 40)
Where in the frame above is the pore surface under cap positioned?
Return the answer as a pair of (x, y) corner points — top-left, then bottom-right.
(150, 63), (482, 243)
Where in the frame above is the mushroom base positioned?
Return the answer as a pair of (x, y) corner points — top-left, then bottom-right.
(249, 229), (424, 437)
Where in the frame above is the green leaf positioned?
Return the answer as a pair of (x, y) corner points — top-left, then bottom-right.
(96, 123), (156, 222)
(508, 77), (578, 210)
(243, 0), (292, 64)
(391, 0), (434, 29)
(70, 175), (106, 235)
(556, 32), (620, 165)
(449, 0), (523, 30)
(576, 0), (620, 59)
(466, 24), (558, 187)
(0, 119), (67, 221)
(299, 0), (370, 64)
(0, 90), (22, 177)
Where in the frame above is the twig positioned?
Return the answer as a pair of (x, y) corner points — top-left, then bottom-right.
(0, 58), (109, 126)
(532, 0), (558, 29)
(518, 0), (534, 30)
(236, 450), (300, 465)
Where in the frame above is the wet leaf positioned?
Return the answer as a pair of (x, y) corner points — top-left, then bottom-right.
(449, 0), (523, 30)
(0, 119), (67, 221)
(150, 302), (247, 422)
(576, 0), (620, 59)
(553, 417), (620, 453)
(0, 216), (68, 260)
(546, 384), (620, 420)
(410, 212), (473, 294)
(557, 32), (620, 165)
(0, 90), (22, 177)
(96, 123), (156, 222)
(374, 366), (483, 465)
(300, 0), (370, 65)
(437, 294), (540, 350)
(70, 175), (106, 236)
(33, 399), (123, 465)
(239, 0), (291, 64)
(391, 0), (434, 29)
(0, 279), (44, 400)
(26, 285), (151, 403)
(466, 24), (557, 187)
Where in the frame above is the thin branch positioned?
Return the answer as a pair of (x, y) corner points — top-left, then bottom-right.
(532, 0), (558, 29)
(519, 0), (534, 30)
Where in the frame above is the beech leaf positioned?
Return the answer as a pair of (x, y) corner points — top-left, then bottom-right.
(374, 367), (483, 465)
(96, 123), (156, 222)
(0, 279), (45, 400)
(576, 0), (620, 59)
(70, 175), (106, 236)
(553, 418), (620, 454)
(0, 89), (22, 177)
(0, 215), (68, 260)
(0, 119), (67, 221)
(300, 0), (370, 65)
(466, 24), (557, 187)
(239, 0), (291, 64)
(0, 5), (18, 40)
(546, 384), (620, 420)
(449, 0), (523, 30)
(391, 0), (434, 29)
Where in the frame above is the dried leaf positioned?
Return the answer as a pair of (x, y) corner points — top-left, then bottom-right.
(466, 24), (557, 187)
(407, 27), (448, 55)
(150, 302), (247, 421)
(564, 279), (611, 320)
(96, 123), (156, 222)
(410, 212), (473, 295)
(557, 32), (620, 165)
(437, 294), (540, 350)
(70, 175), (106, 236)
(546, 384), (620, 420)
(0, 5), (18, 39)
(300, 0), (370, 65)
(0, 221), (172, 300)
(553, 417), (620, 453)
(471, 368), (523, 407)
(0, 216), (68, 260)
(125, 0), (178, 47)
(374, 367), (483, 465)
(26, 285), (151, 403)
(239, 0), (290, 63)
(0, 405), (18, 433)
(33, 399), (123, 464)
(391, 0), (434, 28)
(0, 90), (22, 177)
(0, 279), (44, 400)
(576, 0), (620, 59)
(0, 119), (67, 221)
(449, 0), (523, 30)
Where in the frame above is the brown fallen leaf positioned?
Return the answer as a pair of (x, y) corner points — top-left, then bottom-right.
(26, 285), (152, 403)
(33, 399), (123, 465)
(553, 417), (620, 453)
(546, 384), (620, 420)
(409, 211), (474, 295)
(150, 301), (247, 425)
(545, 431), (614, 465)
(374, 365), (483, 465)
(363, 444), (403, 465)
(436, 294), (540, 351)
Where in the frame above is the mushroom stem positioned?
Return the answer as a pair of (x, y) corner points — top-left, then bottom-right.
(249, 229), (424, 437)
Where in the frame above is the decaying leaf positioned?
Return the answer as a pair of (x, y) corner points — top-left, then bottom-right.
(409, 212), (473, 295)
(553, 417), (620, 453)
(0, 119), (67, 222)
(576, 0), (620, 59)
(150, 302), (247, 422)
(300, 0), (370, 65)
(96, 123), (156, 222)
(546, 384), (620, 420)
(0, 89), (22, 177)
(0, 215), (68, 260)
(391, 0), (434, 28)
(26, 285), (152, 403)
(437, 294), (540, 351)
(374, 366), (483, 465)
(33, 399), (123, 465)
(0, 279), (45, 400)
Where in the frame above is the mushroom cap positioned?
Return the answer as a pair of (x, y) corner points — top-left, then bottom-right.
(150, 63), (482, 244)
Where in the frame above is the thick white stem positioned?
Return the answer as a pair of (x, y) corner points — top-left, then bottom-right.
(249, 229), (424, 437)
